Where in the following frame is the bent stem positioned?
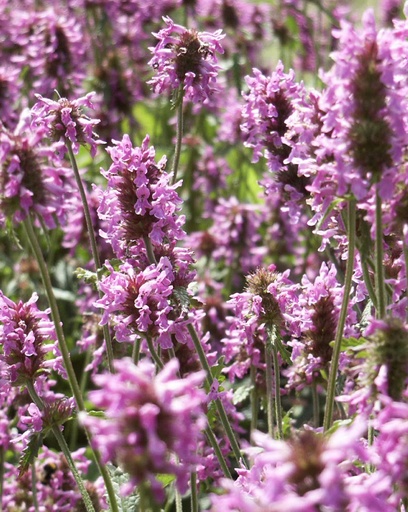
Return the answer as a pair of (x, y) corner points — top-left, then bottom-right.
(22, 215), (120, 512)
(26, 382), (96, 512)
(171, 87), (185, 185)
(323, 199), (356, 431)
(66, 142), (115, 373)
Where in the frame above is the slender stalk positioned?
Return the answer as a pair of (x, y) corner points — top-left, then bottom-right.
(187, 323), (245, 468)
(205, 426), (232, 479)
(374, 187), (386, 319)
(264, 343), (275, 437)
(143, 236), (157, 265)
(26, 382), (96, 512)
(360, 257), (377, 309)
(31, 463), (40, 512)
(66, 142), (115, 373)
(175, 487), (183, 512)
(249, 365), (259, 436)
(146, 336), (164, 370)
(171, 87), (185, 184)
(23, 215), (85, 411)
(23, 216), (120, 512)
(312, 382), (320, 428)
(132, 337), (141, 364)
(70, 349), (92, 450)
(190, 472), (198, 512)
(323, 200), (356, 431)
(272, 341), (283, 440)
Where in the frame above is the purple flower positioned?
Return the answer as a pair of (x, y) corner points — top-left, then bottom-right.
(96, 257), (192, 350)
(0, 292), (62, 385)
(31, 92), (102, 158)
(286, 262), (359, 391)
(211, 420), (390, 511)
(0, 110), (70, 228)
(148, 16), (224, 103)
(98, 134), (185, 258)
(81, 358), (206, 501)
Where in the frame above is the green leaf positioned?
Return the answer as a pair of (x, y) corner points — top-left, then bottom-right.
(156, 473), (175, 488)
(18, 432), (43, 477)
(232, 381), (254, 405)
(74, 267), (98, 285)
(107, 464), (140, 512)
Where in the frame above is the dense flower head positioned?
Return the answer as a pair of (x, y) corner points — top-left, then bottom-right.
(6, 6), (87, 99)
(222, 265), (297, 382)
(210, 420), (390, 511)
(98, 134), (185, 258)
(0, 110), (70, 228)
(148, 16), (224, 103)
(0, 292), (62, 386)
(1, 446), (105, 512)
(287, 262), (359, 390)
(96, 257), (194, 350)
(307, 9), (408, 234)
(82, 358), (206, 500)
(31, 92), (102, 158)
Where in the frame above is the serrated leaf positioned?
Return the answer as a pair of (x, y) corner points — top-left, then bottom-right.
(232, 382), (254, 405)
(18, 432), (43, 477)
(107, 464), (140, 512)
(74, 267), (98, 284)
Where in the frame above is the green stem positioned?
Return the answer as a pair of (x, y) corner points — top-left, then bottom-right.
(249, 365), (259, 437)
(146, 336), (164, 370)
(374, 187), (386, 319)
(264, 343), (275, 438)
(70, 349), (92, 450)
(132, 337), (141, 364)
(190, 472), (198, 512)
(171, 87), (184, 185)
(31, 463), (40, 512)
(360, 257), (377, 309)
(22, 216), (120, 512)
(23, 215), (85, 411)
(66, 142), (115, 373)
(187, 323), (245, 468)
(272, 341), (283, 440)
(205, 426), (232, 479)
(323, 200), (356, 431)
(143, 236), (157, 265)
(26, 382), (96, 512)
(404, 239), (408, 323)
(312, 382), (319, 428)
(175, 487), (183, 512)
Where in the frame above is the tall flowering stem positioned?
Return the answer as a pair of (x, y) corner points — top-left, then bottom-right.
(187, 323), (245, 468)
(375, 187), (386, 319)
(66, 142), (115, 373)
(270, 327), (283, 440)
(323, 199), (356, 431)
(25, 381), (96, 512)
(22, 214), (120, 512)
(171, 87), (184, 185)
(264, 336), (274, 438)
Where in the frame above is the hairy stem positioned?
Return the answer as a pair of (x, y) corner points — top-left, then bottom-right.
(375, 187), (386, 319)
(323, 199), (356, 431)
(66, 142), (115, 373)
(171, 87), (185, 185)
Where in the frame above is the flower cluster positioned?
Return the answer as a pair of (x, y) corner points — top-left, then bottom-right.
(82, 358), (206, 501)
(149, 16), (224, 103)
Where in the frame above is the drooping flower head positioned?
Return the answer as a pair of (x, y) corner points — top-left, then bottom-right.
(0, 110), (70, 228)
(82, 358), (206, 501)
(31, 92), (102, 158)
(148, 16), (224, 103)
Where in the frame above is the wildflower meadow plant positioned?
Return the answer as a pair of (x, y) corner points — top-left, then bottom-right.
(2, 1), (408, 512)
